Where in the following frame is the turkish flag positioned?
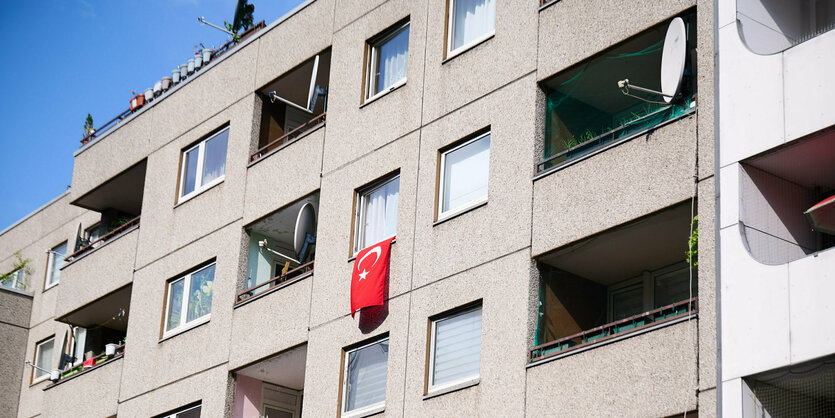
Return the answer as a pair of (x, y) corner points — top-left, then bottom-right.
(351, 236), (394, 317)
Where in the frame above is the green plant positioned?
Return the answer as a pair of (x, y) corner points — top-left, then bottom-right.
(686, 215), (698, 266)
(107, 216), (134, 234)
(0, 252), (31, 289)
(83, 114), (94, 137)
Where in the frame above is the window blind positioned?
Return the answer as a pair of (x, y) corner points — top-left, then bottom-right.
(432, 307), (482, 387)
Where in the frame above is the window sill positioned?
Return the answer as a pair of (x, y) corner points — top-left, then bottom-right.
(433, 200), (487, 227)
(360, 79), (407, 109)
(43, 282), (59, 293)
(442, 32), (495, 65)
(423, 377), (480, 400)
(343, 404), (385, 418)
(159, 316), (211, 343)
(30, 376), (50, 387)
(349, 238), (396, 263)
(174, 177), (225, 208)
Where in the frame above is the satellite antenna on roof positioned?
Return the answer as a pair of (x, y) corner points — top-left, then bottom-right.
(617, 17), (687, 104)
(259, 203), (317, 264)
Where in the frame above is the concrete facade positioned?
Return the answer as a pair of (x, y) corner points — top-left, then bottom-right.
(2, 0), (720, 416)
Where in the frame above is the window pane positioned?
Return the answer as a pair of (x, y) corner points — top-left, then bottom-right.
(655, 266), (697, 308)
(611, 286), (643, 320)
(442, 135), (490, 213)
(48, 242), (67, 286)
(187, 265), (215, 323)
(432, 308), (482, 387)
(35, 339), (54, 378)
(176, 405), (201, 418)
(361, 177), (399, 249)
(201, 130), (228, 186)
(182, 147), (199, 196)
(345, 340), (388, 412)
(374, 26), (409, 95)
(73, 327), (87, 362)
(451, 0), (496, 51)
(166, 279), (185, 331)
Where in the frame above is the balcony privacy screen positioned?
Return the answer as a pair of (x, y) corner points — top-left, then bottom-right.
(540, 12), (696, 172)
(432, 307), (482, 388)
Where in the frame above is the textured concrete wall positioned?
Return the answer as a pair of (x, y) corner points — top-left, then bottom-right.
(0, 289), (31, 418)
(41, 358), (122, 418)
(117, 365), (230, 418)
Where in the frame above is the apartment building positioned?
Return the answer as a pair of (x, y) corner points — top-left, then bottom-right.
(718, 0), (835, 416)
(1, 0), (717, 416)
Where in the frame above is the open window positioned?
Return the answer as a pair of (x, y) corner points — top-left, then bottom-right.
(737, 0), (835, 55)
(530, 202), (698, 362)
(739, 128), (835, 264)
(238, 192), (318, 305)
(251, 49), (331, 163)
(538, 11), (697, 173)
(232, 344), (306, 418)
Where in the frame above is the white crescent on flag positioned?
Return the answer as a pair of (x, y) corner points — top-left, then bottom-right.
(356, 245), (381, 280)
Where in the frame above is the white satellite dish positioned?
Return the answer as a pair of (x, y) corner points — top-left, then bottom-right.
(617, 17), (687, 103)
(660, 17), (687, 103)
(259, 202), (317, 264)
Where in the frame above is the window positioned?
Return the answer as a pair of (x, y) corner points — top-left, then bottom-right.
(606, 264), (696, 322)
(70, 326), (87, 366)
(45, 241), (67, 288)
(33, 336), (55, 382)
(446, 0), (496, 57)
(155, 403), (201, 418)
(365, 20), (410, 102)
(438, 132), (490, 219)
(164, 263), (215, 337)
(341, 338), (389, 417)
(178, 128), (229, 201)
(1, 268), (25, 290)
(355, 175), (399, 253)
(429, 306), (482, 392)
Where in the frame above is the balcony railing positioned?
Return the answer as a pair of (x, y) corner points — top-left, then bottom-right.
(249, 112), (327, 164)
(46, 343), (125, 389)
(528, 297), (698, 363)
(235, 260), (314, 306)
(66, 216), (140, 262)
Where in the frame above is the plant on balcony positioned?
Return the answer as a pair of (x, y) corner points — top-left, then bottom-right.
(0, 252), (31, 290)
(686, 215), (699, 266)
(82, 114), (95, 139)
(107, 216), (135, 234)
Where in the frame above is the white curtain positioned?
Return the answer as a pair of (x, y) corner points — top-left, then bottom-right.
(346, 340), (389, 411)
(432, 308), (482, 387)
(452, 0), (496, 50)
(377, 26), (409, 94)
(362, 177), (399, 248)
(201, 130), (229, 186)
(443, 135), (490, 212)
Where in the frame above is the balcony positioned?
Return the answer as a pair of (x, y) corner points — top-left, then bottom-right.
(232, 344), (307, 418)
(530, 202), (698, 363)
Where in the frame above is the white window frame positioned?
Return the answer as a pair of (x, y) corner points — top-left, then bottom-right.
(2, 268), (25, 290)
(445, 0), (496, 59)
(70, 326), (87, 367)
(341, 337), (389, 418)
(162, 263), (215, 339)
(45, 241), (67, 290)
(437, 131), (490, 220)
(178, 127), (229, 203)
(364, 21), (410, 103)
(158, 403), (201, 418)
(354, 175), (400, 255)
(33, 336), (55, 383)
(428, 305), (482, 393)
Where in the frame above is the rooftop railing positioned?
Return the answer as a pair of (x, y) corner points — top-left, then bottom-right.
(235, 260), (314, 306)
(66, 216), (140, 262)
(529, 297), (698, 363)
(249, 112), (327, 164)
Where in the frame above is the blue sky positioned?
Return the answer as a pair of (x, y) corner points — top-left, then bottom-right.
(0, 0), (304, 231)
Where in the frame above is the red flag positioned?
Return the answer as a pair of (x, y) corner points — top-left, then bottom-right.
(351, 236), (394, 317)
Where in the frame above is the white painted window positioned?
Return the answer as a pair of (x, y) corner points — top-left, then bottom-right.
(45, 241), (67, 288)
(157, 403), (201, 418)
(342, 338), (389, 417)
(447, 0), (496, 56)
(355, 175), (399, 253)
(33, 337), (54, 382)
(179, 128), (229, 201)
(164, 263), (215, 337)
(429, 306), (482, 391)
(71, 326), (87, 365)
(366, 21), (410, 101)
(439, 132), (490, 219)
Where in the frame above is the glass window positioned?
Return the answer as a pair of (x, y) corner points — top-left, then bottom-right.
(179, 128), (229, 201)
(164, 263), (215, 337)
(447, 0), (496, 55)
(34, 337), (54, 381)
(71, 326), (87, 365)
(46, 241), (67, 288)
(430, 306), (482, 390)
(655, 265), (697, 308)
(366, 21), (410, 101)
(342, 338), (389, 417)
(355, 175), (399, 253)
(156, 403), (201, 418)
(1, 269), (25, 290)
(610, 284), (644, 320)
(439, 132), (490, 218)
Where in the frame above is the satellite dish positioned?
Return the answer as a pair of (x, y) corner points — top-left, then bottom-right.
(294, 203), (316, 258)
(660, 17), (687, 103)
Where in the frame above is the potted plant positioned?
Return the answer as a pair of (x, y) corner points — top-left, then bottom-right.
(129, 90), (145, 111)
(82, 114), (95, 141)
(144, 87), (153, 103)
(105, 343), (118, 356)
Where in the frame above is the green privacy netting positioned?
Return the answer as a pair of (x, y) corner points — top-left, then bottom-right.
(540, 14), (696, 172)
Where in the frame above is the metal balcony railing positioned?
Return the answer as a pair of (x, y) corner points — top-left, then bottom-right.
(235, 260), (314, 306)
(249, 113), (327, 164)
(66, 216), (140, 262)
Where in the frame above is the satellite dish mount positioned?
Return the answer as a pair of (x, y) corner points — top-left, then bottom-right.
(618, 17), (687, 104)
(258, 203), (316, 265)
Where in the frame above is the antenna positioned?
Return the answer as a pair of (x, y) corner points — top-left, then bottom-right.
(197, 16), (235, 36)
(258, 203), (317, 264)
(617, 17), (687, 104)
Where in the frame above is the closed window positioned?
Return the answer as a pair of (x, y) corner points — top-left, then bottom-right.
(429, 306), (482, 391)
(342, 338), (389, 417)
(1, 268), (25, 290)
(607, 263), (697, 322)
(45, 241), (67, 288)
(179, 127), (229, 201)
(164, 263), (215, 337)
(33, 336), (55, 382)
(439, 132), (490, 219)
(447, 0), (496, 56)
(355, 175), (399, 253)
(155, 403), (201, 418)
(365, 20), (410, 101)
